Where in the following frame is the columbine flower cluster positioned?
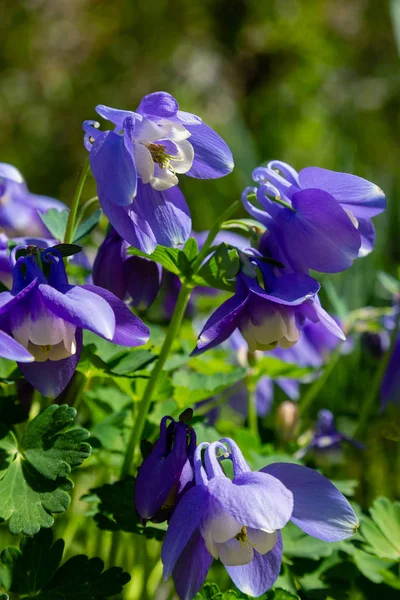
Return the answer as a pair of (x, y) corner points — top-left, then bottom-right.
(136, 423), (359, 600)
(193, 159), (385, 356)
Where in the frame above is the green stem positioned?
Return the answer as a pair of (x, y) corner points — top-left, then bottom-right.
(247, 388), (259, 439)
(76, 196), (99, 228)
(299, 344), (343, 416)
(355, 315), (400, 437)
(191, 200), (241, 272)
(64, 158), (91, 244)
(108, 530), (121, 567)
(120, 283), (192, 478)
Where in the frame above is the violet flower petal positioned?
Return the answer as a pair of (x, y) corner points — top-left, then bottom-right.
(261, 463), (359, 541)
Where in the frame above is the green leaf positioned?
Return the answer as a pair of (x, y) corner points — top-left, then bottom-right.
(194, 243), (239, 291)
(108, 349), (157, 375)
(0, 529), (130, 599)
(0, 405), (91, 535)
(87, 477), (166, 541)
(183, 237), (199, 261)
(38, 209), (69, 241)
(172, 367), (246, 407)
(360, 497), (400, 560)
(90, 410), (129, 452)
(263, 590), (300, 600)
(195, 583), (222, 599)
(0, 529), (64, 593)
(253, 356), (314, 380)
(73, 209), (102, 243)
(353, 548), (395, 584)
(128, 245), (182, 275)
(377, 270), (400, 296)
(50, 243), (82, 257)
(282, 522), (347, 560)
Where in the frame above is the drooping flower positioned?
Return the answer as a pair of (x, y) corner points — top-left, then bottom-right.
(161, 438), (358, 599)
(243, 160), (385, 273)
(0, 246), (150, 397)
(135, 411), (196, 523)
(192, 266), (330, 355)
(92, 227), (162, 310)
(83, 92), (234, 251)
(296, 409), (363, 464)
(0, 163), (66, 237)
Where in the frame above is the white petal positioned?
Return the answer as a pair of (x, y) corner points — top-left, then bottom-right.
(11, 314), (30, 348)
(62, 322), (77, 354)
(150, 166), (178, 191)
(158, 118), (191, 141)
(29, 302), (65, 346)
(135, 118), (167, 143)
(247, 529), (278, 555)
(133, 144), (154, 183)
(217, 538), (254, 566)
(209, 514), (242, 544)
(169, 140), (194, 174)
(49, 340), (75, 361)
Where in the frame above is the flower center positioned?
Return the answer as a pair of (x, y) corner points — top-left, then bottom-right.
(146, 143), (176, 170)
(235, 526), (248, 544)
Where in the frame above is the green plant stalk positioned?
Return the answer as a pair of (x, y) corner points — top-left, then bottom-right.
(119, 200), (241, 479)
(64, 158), (91, 244)
(355, 315), (400, 437)
(75, 195), (99, 228)
(299, 344), (343, 416)
(120, 283), (192, 478)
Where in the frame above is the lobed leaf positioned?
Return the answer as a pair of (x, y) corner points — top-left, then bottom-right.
(0, 405), (91, 535)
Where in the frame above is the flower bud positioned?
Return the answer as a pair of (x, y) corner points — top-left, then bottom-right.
(134, 412), (196, 523)
(276, 401), (299, 440)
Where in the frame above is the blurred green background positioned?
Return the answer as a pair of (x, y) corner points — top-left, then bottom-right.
(0, 0), (399, 499)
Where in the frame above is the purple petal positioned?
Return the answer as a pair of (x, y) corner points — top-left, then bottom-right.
(0, 278), (38, 317)
(251, 272), (320, 306)
(358, 217), (376, 257)
(26, 193), (66, 214)
(274, 189), (361, 273)
(255, 376), (274, 417)
(184, 122), (234, 179)
(95, 105), (140, 128)
(39, 284), (115, 340)
(225, 531), (283, 596)
(299, 167), (386, 218)
(0, 163), (24, 183)
(137, 92), (179, 118)
(381, 334), (400, 410)
(134, 180), (192, 248)
(18, 329), (82, 398)
(100, 197), (157, 253)
(0, 330), (33, 362)
(276, 378), (300, 401)
(162, 485), (209, 579)
(207, 472), (293, 532)
(82, 284), (150, 346)
(192, 292), (249, 355)
(135, 422), (191, 520)
(172, 528), (213, 600)
(90, 130), (137, 206)
(261, 463), (359, 541)
(92, 231), (127, 300)
(124, 255), (162, 311)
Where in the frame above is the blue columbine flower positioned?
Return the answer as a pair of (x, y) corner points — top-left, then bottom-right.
(161, 438), (358, 599)
(92, 227), (162, 310)
(192, 265), (339, 355)
(243, 160), (385, 273)
(135, 411), (197, 523)
(297, 409), (364, 464)
(83, 92), (234, 251)
(0, 246), (150, 397)
(0, 163), (66, 237)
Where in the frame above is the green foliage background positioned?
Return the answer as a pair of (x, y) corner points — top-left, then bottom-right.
(0, 1), (400, 598)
